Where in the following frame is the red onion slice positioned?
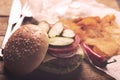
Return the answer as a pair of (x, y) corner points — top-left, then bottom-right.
(49, 50), (76, 58)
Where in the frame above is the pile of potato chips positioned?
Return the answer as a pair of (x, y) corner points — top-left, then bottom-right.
(60, 15), (120, 58)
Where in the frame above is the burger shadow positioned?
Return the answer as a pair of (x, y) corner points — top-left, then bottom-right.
(4, 65), (83, 80)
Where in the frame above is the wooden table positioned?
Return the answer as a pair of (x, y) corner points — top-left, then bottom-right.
(0, 0), (120, 80)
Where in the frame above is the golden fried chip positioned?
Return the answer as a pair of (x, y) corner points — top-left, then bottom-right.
(85, 38), (119, 57)
(77, 16), (100, 27)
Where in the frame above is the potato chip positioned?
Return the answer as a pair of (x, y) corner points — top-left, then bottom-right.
(85, 38), (119, 57)
(60, 15), (120, 58)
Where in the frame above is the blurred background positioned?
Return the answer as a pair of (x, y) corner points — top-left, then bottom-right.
(0, 0), (120, 16)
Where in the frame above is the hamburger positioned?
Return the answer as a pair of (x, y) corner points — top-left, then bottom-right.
(2, 22), (84, 80)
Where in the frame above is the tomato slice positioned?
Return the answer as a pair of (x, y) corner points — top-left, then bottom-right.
(48, 35), (80, 54)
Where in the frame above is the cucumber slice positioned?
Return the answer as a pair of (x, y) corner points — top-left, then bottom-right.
(62, 29), (75, 38)
(48, 22), (64, 38)
(38, 21), (50, 32)
(49, 37), (74, 46)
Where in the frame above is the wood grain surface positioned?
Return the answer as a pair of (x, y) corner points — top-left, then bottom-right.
(0, 0), (12, 16)
(0, 0), (25, 16)
(0, 17), (8, 46)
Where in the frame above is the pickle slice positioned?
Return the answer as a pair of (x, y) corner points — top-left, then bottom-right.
(49, 37), (74, 46)
(62, 29), (75, 38)
(38, 21), (50, 32)
(48, 22), (64, 38)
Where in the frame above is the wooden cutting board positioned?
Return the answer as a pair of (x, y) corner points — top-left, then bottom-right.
(0, 0), (12, 16)
(0, 0), (25, 16)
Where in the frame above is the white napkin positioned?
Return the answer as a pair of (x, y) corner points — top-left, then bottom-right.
(27, 0), (120, 25)
(27, 0), (72, 23)
(105, 55), (120, 80)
